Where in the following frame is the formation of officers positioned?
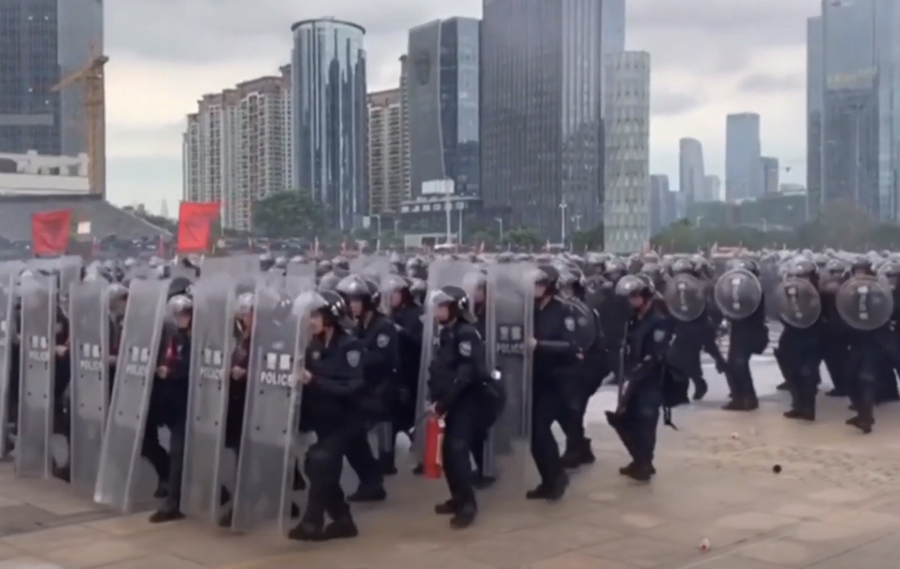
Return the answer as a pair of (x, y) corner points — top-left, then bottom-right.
(6, 246), (898, 543)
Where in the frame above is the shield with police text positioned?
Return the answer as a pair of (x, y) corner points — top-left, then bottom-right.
(713, 269), (762, 320)
(483, 263), (533, 478)
(180, 277), (234, 523)
(663, 273), (706, 322)
(16, 273), (57, 478)
(231, 280), (305, 534)
(0, 268), (15, 459)
(68, 279), (110, 493)
(772, 278), (821, 329)
(95, 278), (168, 512)
(413, 260), (477, 461)
(836, 276), (893, 331)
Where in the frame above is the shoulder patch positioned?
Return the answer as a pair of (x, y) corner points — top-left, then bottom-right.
(376, 333), (390, 348)
(577, 316), (588, 327)
(346, 350), (361, 367)
(458, 340), (472, 357)
(653, 329), (667, 342)
(564, 316), (575, 331)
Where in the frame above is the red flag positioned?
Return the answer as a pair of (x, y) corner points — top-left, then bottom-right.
(31, 209), (72, 256)
(177, 202), (220, 254)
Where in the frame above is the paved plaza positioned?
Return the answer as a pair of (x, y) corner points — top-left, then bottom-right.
(0, 366), (898, 568)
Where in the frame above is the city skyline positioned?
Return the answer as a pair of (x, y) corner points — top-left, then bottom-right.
(90, 0), (812, 209)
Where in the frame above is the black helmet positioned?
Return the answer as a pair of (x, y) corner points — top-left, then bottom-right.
(430, 285), (475, 323)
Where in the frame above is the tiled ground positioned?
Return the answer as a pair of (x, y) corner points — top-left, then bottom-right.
(0, 388), (899, 568)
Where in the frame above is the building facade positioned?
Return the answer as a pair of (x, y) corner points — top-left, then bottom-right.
(367, 88), (405, 214)
(649, 174), (674, 237)
(725, 112), (762, 202)
(0, 0), (103, 158)
(703, 174), (721, 202)
(291, 18), (368, 231)
(819, 0), (900, 221)
(603, 51), (651, 253)
(678, 137), (704, 206)
(481, 0), (606, 239)
(407, 17), (480, 200)
(806, 15), (824, 220)
(181, 69), (292, 232)
(761, 156), (779, 194)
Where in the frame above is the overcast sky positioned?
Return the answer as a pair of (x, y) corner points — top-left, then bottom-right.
(103, 0), (818, 213)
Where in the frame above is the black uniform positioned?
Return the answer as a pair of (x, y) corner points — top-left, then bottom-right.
(292, 330), (366, 540)
(427, 318), (494, 526)
(529, 296), (579, 500)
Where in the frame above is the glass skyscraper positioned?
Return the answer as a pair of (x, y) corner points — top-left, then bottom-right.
(481, 0), (606, 239)
(407, 17), (480, 198)
(0, 0), (103, 156)
(291, 18), (368, 231)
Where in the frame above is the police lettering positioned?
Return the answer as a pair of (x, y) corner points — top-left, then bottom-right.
(78, 359), (104, 372)
(497, 341), (525, 356)
(27, 350), (50, 363)
(199, 366), (222, 382)
(259, 371), (292, 387)
(124, 363), (149, 378)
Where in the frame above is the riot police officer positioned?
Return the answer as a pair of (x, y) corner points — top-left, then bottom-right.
(464, 270), (495, 487)
(144, 294), (193, 523)
(290, 290), (366, 541)
(528, 265), (579, 501)
(722, 258), (768, 411)
(426, 285), (499, 529)
(335, 275), (393, 501)
(778, 259), (822, 421)
(606, 275), (671, 482)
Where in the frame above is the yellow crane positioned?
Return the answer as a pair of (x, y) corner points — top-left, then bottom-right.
(50, 50), (109, 196)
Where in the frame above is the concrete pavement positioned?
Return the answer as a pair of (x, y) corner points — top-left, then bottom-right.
(0, 367), (897, 568)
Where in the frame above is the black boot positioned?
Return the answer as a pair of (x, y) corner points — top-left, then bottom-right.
(287, 521), (324, 541)
(561, 438), (595, 469)
(148, 505), (184, 524)
(379, 454), (398, 476)
(625, 462), (654, 482)
(692, 378), (708, 401)
(153, 481), (169, 499)
(472, 471), (496, 489)
(347, 483), (387, 503)
(450, 502), (477, 529)
(434, 499), (458, 515)
(783, 408), (814, 421)
(526, 472), (568, 501)
(320, 517), (358, 541)
(846, 415), (873, 434)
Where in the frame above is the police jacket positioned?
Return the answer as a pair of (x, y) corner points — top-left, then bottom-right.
(533, 297), (581, 386)
(301, 330), (366, 430)
(427, 319), (490, 416)
(392, 303), (423, 377)
(355, 312), (399, 388)
(623, 309), (670, 385)
(229, 332), (250, 402)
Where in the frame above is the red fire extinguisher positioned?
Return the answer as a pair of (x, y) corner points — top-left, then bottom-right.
(423, 414), (444, 479)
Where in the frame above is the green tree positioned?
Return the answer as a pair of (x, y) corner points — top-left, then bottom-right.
(251, 191), (326, 238)
(572, 223), (604, 251)
(502, 227), (542, 250)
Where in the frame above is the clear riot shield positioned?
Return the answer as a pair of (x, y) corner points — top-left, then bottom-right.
(231, 280), (302, 534)
(773, 278), (821, 329)
(713, 269), (762, 320)
(359, 259), (395, 456)
(68, 278), (110, 493)
(483, 263), (533, 479)
(286, 261), (316, 279)
(663, 273), (706, 322)
(16, 273), (57, 478)
(412, 261), (477, 461)
(836, 276), (893, 331)
(95, 278), (169, 512)
(180, 277), (234, 523)
(0, 268), (15, 459)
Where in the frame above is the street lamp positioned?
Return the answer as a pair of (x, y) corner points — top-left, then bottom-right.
(572, 214), (582, 232)
(494, 217), (504, 241)
(559, 202), (568, 244)
(370, 214), (382, 252)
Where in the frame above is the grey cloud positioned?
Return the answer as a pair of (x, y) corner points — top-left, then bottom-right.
(736, 73), (804, 93)
(651, 91), (703, 116)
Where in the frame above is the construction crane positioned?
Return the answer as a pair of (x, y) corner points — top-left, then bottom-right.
(50, 50), (109, 196)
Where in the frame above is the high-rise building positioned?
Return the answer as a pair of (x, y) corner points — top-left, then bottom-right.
(603, 51), (651, 253)
(398, 55), (411, 200)
(367, 88), (405, 214)
(0, 0), (103, 173)
(725, 112), (762, 201)
(820, 0), (900, 221)
(761, 156), (779, 194)
(649, 174), (675, 236)
(407, 17), (480, 200)
(703, 174), (722, 202)
(291, 18), (368, 231)
(806, 15), (824, 219)
(481, 0), (606, 239)
(678, 138), (705, 206)
(182, 69), (292, 232)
